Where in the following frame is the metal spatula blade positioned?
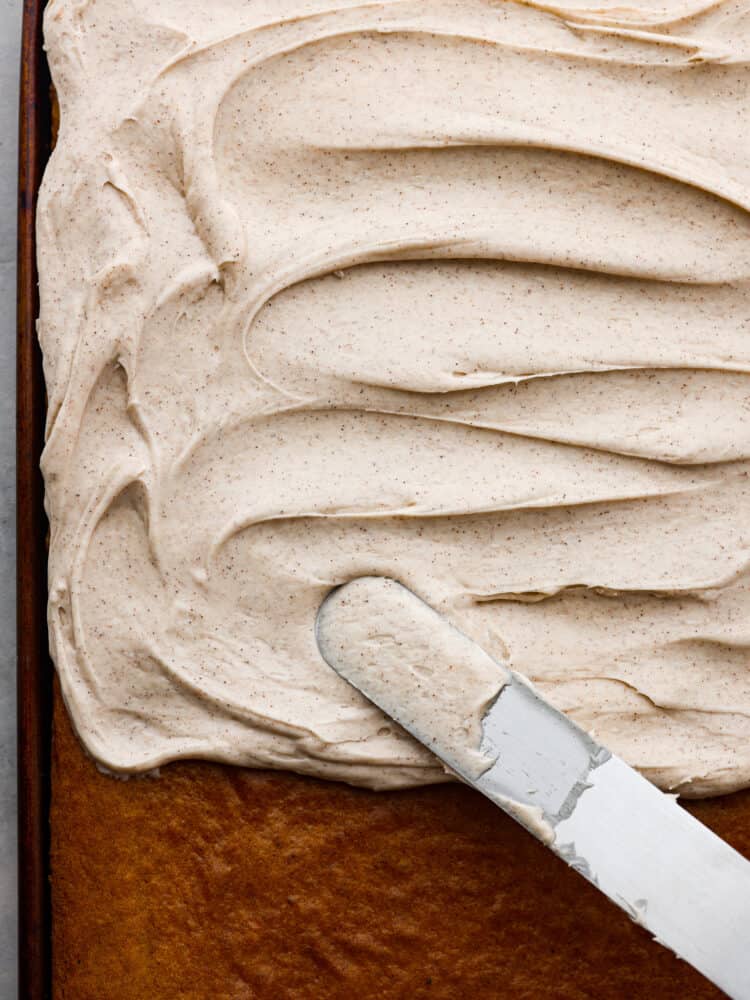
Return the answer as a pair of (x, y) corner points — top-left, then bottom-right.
(316, 577), (750, 1000)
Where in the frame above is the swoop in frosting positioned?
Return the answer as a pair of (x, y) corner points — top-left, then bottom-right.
(38, 0), (750, 795)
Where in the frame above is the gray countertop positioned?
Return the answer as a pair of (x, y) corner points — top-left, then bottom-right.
(2, 2), (24, 997)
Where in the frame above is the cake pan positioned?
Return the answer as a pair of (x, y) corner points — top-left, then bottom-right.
(16, 3), (750, 997)
(18, 1), (53, 996)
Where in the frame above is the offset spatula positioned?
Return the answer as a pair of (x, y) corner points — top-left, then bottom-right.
(316, 577), (750, 1000)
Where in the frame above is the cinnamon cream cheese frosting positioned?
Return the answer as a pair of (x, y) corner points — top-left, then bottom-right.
(39, 0), (750, 794)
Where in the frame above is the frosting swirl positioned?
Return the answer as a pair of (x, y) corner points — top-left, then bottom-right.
(39, 0), (750, 794)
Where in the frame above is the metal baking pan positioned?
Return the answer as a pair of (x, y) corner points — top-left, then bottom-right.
(18, 0), (52, 996)
(16, 2), (750, 998)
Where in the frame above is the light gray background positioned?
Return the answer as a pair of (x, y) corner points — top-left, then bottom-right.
(2, 1), (23, 997)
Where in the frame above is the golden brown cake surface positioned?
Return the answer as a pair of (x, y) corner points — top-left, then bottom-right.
(52, 686), (750, 999)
